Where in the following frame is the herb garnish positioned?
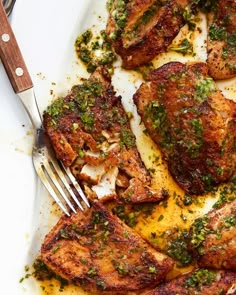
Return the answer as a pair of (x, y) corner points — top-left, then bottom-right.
(166, 230), (193, 266)
(186, 269), (216, 288)
(169, 39), (194, 56)
(194, 78), (216, 103)
(75, 29), (116, 73)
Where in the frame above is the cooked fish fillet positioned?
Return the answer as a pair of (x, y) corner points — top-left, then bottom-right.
(41, 201), (174, 293)
(141, 269), (236, 295)
(190, 199), (236, 271)
(43, 66), (167, 203)
(106, 0), (190, 69)
(207, 0), (236, 79)
(133, 61), (236, 195)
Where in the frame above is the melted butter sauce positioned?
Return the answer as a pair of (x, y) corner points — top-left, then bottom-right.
(36, 279), (94, 295)
(36, 7), (236, 295)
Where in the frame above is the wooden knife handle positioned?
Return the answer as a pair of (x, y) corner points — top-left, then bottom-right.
(0, 1), (33, 93)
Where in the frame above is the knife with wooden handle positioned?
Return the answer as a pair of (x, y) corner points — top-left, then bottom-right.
(0, 0), (42, 128)
(0, 0), (33, 92)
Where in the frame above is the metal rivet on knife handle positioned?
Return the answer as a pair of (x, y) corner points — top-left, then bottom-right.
(1, 33), (10, 42)
(15, 67), (24, 77)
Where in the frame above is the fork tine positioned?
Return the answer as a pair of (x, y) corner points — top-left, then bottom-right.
(43, 161), (77, 214)
(62, 164), (90, 208)
(35, 165), (70, 216)
(50, 159), (85, 211)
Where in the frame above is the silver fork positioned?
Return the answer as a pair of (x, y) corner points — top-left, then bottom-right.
(2, 0), (16, 16)
(0, 1), (90, 215)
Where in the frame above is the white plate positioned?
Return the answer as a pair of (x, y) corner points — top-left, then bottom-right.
(1, 1), (235, 294)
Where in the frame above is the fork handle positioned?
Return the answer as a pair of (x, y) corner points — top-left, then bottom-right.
(0, 1), (33, 93)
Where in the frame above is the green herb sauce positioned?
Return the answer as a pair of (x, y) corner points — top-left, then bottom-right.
(169, 38), (194, 56)
(191, 216), (214, 253)
(166, 230), (193, 266)
(75, 29), (116, 73)
(186, 269), (217, 288)
(194, 77), (216, 103)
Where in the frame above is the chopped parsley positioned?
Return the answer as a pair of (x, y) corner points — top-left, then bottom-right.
(190, 216), (213, 253)
(209, 24), (227, 41)
(213, 181), (236, 209)
(186, 269), (216, 288)
(87, 267), (98, 277)
(166, 230), (193, 266)
(112, 260), (129, 276)
(147, 101), (167, 130)
(169, 38), (194, 56)
(183, 194), (193, 206)
(223, 215), (236, 228)
(183, 5), (197, 31)
(157, 214), (164, 222)
(106, 0), (115, 11)
(148, 266), (157, 274)
(120, 128), (136, 149)
(80, 111), (95, 128)
(46, 97), (64, 117)
(111, 0), (128, 30)
(194, 77), (216, 103)
(75, 29), (116, 73)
